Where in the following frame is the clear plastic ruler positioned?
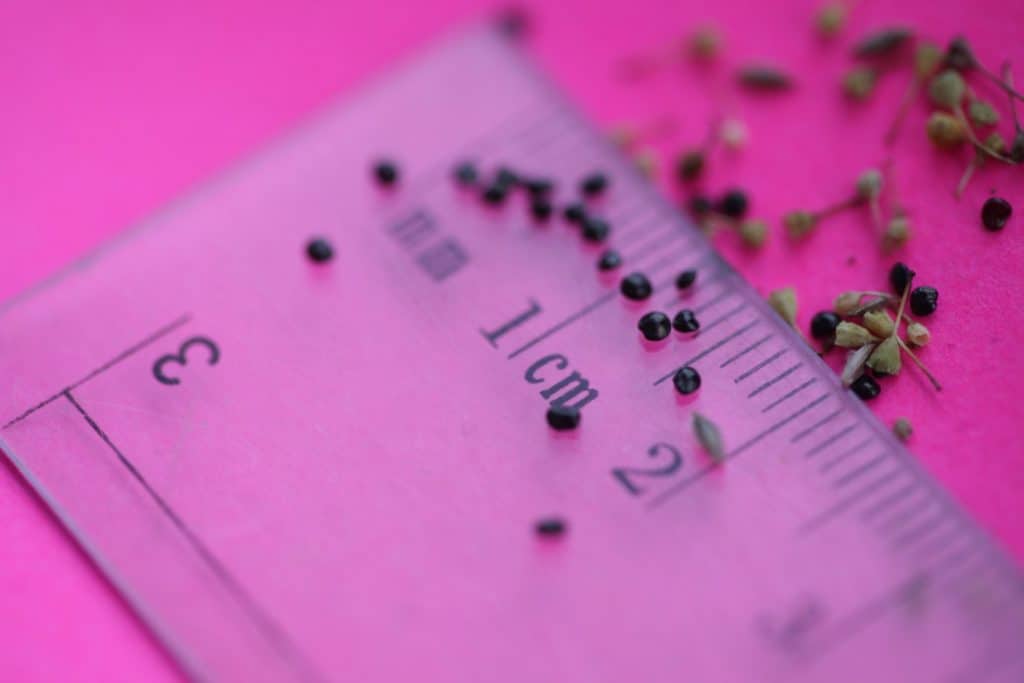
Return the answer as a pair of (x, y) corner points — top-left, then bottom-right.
(1, 22), (1022, 683)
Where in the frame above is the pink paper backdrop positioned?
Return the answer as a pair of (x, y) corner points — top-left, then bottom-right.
(1, 1), (1022, 680)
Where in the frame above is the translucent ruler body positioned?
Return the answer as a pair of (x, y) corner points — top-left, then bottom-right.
(1, 24), (1022, 683)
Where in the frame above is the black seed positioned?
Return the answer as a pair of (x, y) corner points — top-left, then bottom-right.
(737, 65), (793, 91)
(597, 250), (622, 271)
(534, 517), (566, 537)
(564, 202), (586, 224)
(373, 159), (398, 186)
(909, 286), (939, 316)
(851, 374), (881, 400)
(453, 161), (478, 186)
(944, 36), (975, 70)
(580, 172), (608, 197)
(672, 366), (701, 395)
(581, 216), (611, 242)
(495, 166), (519, 189)
(717, 189), (749, 219)
(687, 195), (713, 218)
(889, 262), (916, 294)
(305, 237), (334, 263)
(981, 197), (1012, 231)
(482, 183), (508, 205)
(672, 309), (700, 333)
(620, 272), (653, 300)
(675, 268), (697, 290)
(853, 27), (914, 59)
(810, 311), (841, 340)
(524, 177), (554, 197)
(546, 405), (581, 431)
(530, 198), (553, 221)
(638, 311), (672, 341)
(676, 150), (705, 182)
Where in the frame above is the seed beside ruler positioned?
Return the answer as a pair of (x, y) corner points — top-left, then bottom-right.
(1, 23), (1022, 683)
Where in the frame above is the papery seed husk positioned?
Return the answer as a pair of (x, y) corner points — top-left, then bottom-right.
(835, 321), (877, 348)
(856, 168), (883, 200)
(768, 288), (798, 327)
(906, 321), (930, 346)
(834, 291), (863, 316)
(984, 132), (1007, 155)
(863, 309), (895, 337)
(844, 67), (877, 100)
(927, 111), (967, 148)
(853, 27), (913, 58)
(893, 418), (913, 441)
(914, 42), (943, 79)
(884, 215), (911, 249)
(968, 100), (1000, 127)
(928, 70), (966, 110)
(693, 412), (725, 462)
(841, 343), (875, 386)
(784, 210), (818, 238)
(740, 219), (768, 247)
(867, 335), (901, 374)
(738, 64), (793, 91)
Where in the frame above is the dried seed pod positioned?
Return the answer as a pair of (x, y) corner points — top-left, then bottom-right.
(739, 219), (768, 248)
(676, 149), (706, 182)
(926, 111), (967, 148)
(688, 26), (723, 61)
(893, 418), (913, 441)
(883, 214), (911, 250)
(906, 321), (930, 346)
(853, 27), (913, 58)
(867, 335), (901, 374)
(914, 42), (944, 79)
(768, 288), (798, 327)
(841, 343), (875, 386)
(984, 132), (1008, 154)
(692, 412), (725, 462)
(929, 70), (966, 110)
(720, 117), (749, 150)
(835, 321), (877, 348)
(844, 67), (877, 100)
(834, 291), (862, 316)
(945, 36), (975, 70)
(967, 99), (999, 127)
(738, 64), (793, 91)
(816, 3), (847, 38)
(855, 169), (883, 200)
(784, 210), (818, 239)
(863, 309), (895, 337)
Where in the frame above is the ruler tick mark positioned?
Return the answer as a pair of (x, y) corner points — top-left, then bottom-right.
(719, 334), (774, 368)
(791, 409), (842, 443)
(861, 480), (920, 521)
(816, 434), (871, 468)
(697, 302), (747, 335)
(747, 362), (804, 398)
(833, 454), (888, 489)
(761, 378), (817, 413)
(507, 291), (617, 359)
(734, 348), (788, 383)
(890, 513), (949, 549)
(652, 319), (760, 385)
(799, 469), (906, 535)
(694, 289), (735, 315)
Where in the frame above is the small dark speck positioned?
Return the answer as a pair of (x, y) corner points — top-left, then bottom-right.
(580, 172), (609, 197)
(581, 216), (611, 242)
(597, 249), (622, 271)
(373, 159), (399, 186)
(305, 237), (334, 264)
(453, 161), (478, 186)
(530, 198), (553, 221)
(535, 517), (566, 537)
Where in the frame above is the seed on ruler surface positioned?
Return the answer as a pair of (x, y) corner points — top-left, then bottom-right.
(692, 412), (725, 462)
(909, 286), (939, 316)
(597, 249), (623, 271)
(495, 166), (519, 189)
(546, 405), (581, 431)
(810, 311), (841, 340)
(482, 183), (508, 205)
(564, 202), (586, 224)
(305, 237), (334, 264)
(638, 311), (672, 341)
(372, 159), (399, 186)
(850, 374), (881, 400)
(768, 288), (798, 328)
(717, 188), (749, 219)
(981, 197), (1012, 231)
(453, 161), (478, 186)
(672, 309), (700, 333)
(581, 216), (611, 242)
(672, 366), (701, 395)
(524, 176), (554, 197)
(534, 517), (567, 538)
(620, 272), (653, 300)
(675, 268), (698, 290)
(893, 418), (913, 442)
(580, 172), (609, 197)
(530, 197), (553, 221)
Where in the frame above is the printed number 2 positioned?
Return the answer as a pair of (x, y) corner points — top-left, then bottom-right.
(153, 336), (221, 386)
(612, 442), (683, 496)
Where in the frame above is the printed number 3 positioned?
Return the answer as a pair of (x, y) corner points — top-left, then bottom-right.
(153, 336), (221, 386)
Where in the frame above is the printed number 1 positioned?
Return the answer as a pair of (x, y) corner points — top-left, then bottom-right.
(153, 336), (221, 386)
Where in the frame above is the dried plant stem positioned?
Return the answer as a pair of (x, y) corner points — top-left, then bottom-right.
(897, 338), (943, 391)
(954, 105), (1017, 164)
(886, 77), (921, 146)
(817, 195), (862, 220)
(955, 148), (983, 198)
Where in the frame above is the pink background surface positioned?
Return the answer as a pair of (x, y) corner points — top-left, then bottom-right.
(1, 1), (1022, 680)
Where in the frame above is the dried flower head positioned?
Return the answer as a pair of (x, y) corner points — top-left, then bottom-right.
(926, 111), (967, 148)
(841, 343), (875, 386)
(844, 67), (877, 100)
(914, 42), (944, 79)
(906, 321), (930, 346)
(929, 70), (966, 110)
(834, 291), (862, 315)
(867, 335), (901, 374)
(968, 100), (1000, 127)
(835, 321), (877, 348)
(739, 219), (768, 248)
(689, 26), (723, 61)
(893, 418), (913, 441)
(784, 210), (818, 238)
(884, 214), (911, 250)
(855, 168), (883, 200)
(863, 309), (895, 337)
(768, 287), (798, 327)
(692, 412), (725, 462)
(720, 117), (749, 150)
(816, 3), (846, 38)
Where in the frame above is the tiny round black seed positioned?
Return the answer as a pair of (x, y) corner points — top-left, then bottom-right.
(534, 517), (566, 537)
(581, 216), (611, 242)
(620, 272), (653, 300)
(482, 183), (508, 205)
(638, 311), (672, 341)
(717, 189), (749, 219)
(851, 374), (881, 400)
(305, 237), (334, 263)
(597, 249), (622, 271)
(546, 405), (581, 431)
(495, 166), (518, 189)
(453, 161), (478, 186)
(564, 202), (586, 224)
(530, 198), (553, 221)
(580, 172), (608, 197)
(675, 269), (697, 290)
(810, 311), (841, 340)
(889, 262), (916, 294)
(981, 197), (1012, 231)
(687, 195), (713, 218)
(673, 309), (700, 333)
(373, 160), (398, 186)
(524, 177), (554, 197)
(909, 286), (939, 316)
(672, 366), (701, 395)
(676, 151), (705, 183)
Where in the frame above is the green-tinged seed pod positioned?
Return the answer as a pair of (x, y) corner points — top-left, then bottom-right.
(855, 168), (883, 200)
(928, 70), (966, 110)
(863, 309), (895, 337)
(926, 111), (967, 149)
(739, 219), (768, 248)
(784, 210), (818, 238)
(843, 67), (877, 100)
(834, 291), (862, 316)
(968, 100), (999, 127)
(816, 3), (846, 38)
(984, 132), (1007, 155)
(768, 288), (798, 327)
(906, 321), (930, 346)
(883, 215), (911, 250)
(867, 335), (901, 374)
(914, 42), (944, 79)
(689, 26), (722, 61)
(835, 321), (877, 348)
(893, 418), (913, 441)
